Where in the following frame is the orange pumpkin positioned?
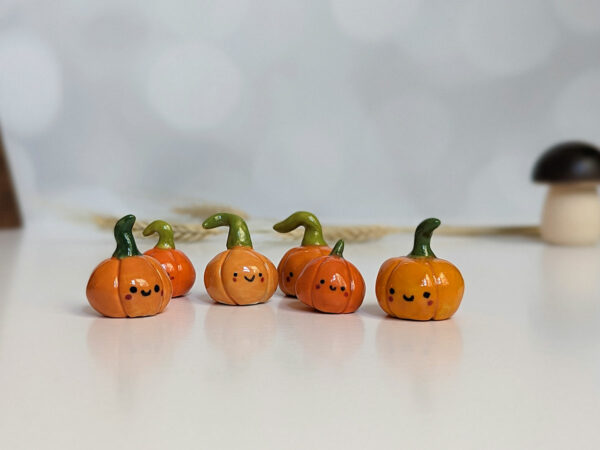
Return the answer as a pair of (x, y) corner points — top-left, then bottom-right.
(295, 240), (365, 314)
(273, 211), (331, 296)
(203, 213), (278, 306)
(143, 220), (196, 298)
(376, 218), (464, 321)
(86, 215), (172, 318)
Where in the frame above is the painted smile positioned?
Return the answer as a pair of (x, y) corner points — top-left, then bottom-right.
(141, 289), (152, 297)
(244, 275), (256, 282)
(403, 294), (414, 302)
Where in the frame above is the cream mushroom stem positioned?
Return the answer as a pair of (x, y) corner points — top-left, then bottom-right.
(541, 182), (600, 245)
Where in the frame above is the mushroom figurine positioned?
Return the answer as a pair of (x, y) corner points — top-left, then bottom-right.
(532, 141), (600, 246)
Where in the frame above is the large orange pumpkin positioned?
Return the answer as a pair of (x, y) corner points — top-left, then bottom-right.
(273, 211), (331, 296)
(376, 218), (464, 321)
(143, 220), (196, 298)
(203, 213), (278, 306)
(295, 240), (365, 314)
(86, 215), (172, 318)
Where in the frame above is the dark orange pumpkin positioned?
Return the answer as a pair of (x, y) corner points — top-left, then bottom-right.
(295, 240), (365, 314)
(273, 211), (331, 296)
(143, 220), (196, 298)
(86, 215), (172, 318)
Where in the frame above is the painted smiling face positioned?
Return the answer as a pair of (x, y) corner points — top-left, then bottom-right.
(377, 257), (463, 320)
(202, 213), (279, 306)
(204, 247), (278, 306)
(295, 240), (365, 314)
(375, 218), (464, 321)
(86, 215), (172, 318)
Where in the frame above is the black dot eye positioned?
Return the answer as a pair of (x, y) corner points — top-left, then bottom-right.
(154, 284), (160, 293)
(341, 286), (346, 291)
(259, 273), (263, 277)
(233, 272), (238, 277)
(389, 288), (395, 295)
(129, 286), (137, 294)
(320, 279), (325, 284)
(423, 291), (431, 298)
(289, 272), (293, 277)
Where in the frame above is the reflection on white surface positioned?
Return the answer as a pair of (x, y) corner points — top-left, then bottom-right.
(532, 246), (600, 346)
(87, 298), (195, 400)
(277, 298), (364, 367)
(204, 301), (276, 365)
(4, 233), (600, 449)
(376, 318), (462, 406)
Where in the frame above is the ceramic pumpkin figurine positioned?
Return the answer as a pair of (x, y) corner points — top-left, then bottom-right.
(273, 211), (331, 297)
(203, 213), (278, 306)
(295, 239), (365, 314)
(86, 215), (172, 318)
(143, 220), (196, 298)
(376, 218), (464, 321)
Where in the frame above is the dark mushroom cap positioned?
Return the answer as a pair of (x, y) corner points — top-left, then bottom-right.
(532, 141), (600, 183)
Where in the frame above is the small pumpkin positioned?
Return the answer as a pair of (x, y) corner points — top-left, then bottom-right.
(143, 220), (196, 298)
(376, 218), (464, 321)
(86, 214), (172, 318)
(295, 239), (365, 314)
(273, 211), (331, 297)
(203, 213), (278, 306)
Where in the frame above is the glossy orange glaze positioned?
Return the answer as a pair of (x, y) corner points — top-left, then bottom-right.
(86, 255), (172, 318)
(295, 253), (365, 314)
(204, 246), (278, 306)
(375, 256), (464, 321)
(277, 245), (331, 296)
(144, 247), (196, 297)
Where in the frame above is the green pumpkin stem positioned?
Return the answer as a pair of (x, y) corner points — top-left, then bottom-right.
(329, 239), (345, 257)
(143, 220), (176, 249)
(273, 211), (328, 246)
(203, 213), (253, 249)
(112, 214), (142, 259)
(408, 218), (441, 258)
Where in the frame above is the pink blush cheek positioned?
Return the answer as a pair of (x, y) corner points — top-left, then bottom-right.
(344, 292), (348, 297)
(125, 294), (132, 300)
(316, 285), (320, 289)
(388, 296), (393, 302)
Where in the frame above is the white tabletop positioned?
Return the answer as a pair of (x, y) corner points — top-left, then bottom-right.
(1, 226), (600, 449)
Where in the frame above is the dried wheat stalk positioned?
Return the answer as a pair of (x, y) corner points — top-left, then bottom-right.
(92, 213), (539, 243)
(274, 225), (405, 242)
(276, 224), (540, 242)
(172, 204), (249, 220)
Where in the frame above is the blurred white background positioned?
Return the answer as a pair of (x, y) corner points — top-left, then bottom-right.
(2, 0), (600, 226)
